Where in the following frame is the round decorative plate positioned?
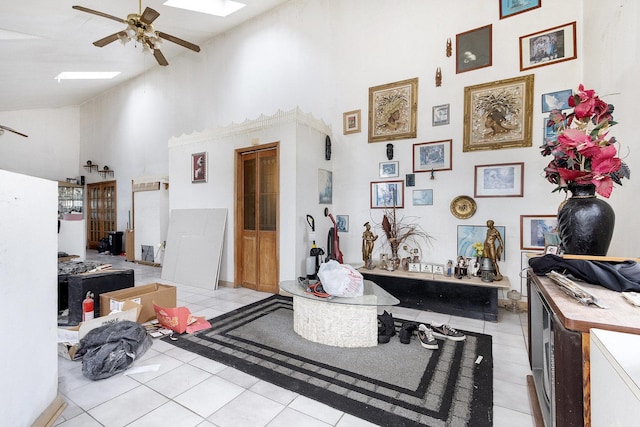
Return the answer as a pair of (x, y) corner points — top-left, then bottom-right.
(450, 195), (477, 219)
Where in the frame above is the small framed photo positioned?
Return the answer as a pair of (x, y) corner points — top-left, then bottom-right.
(458, 224), (506, 261)
(413, 140), (452, 173)
(520, 215), (558, 250)
(474, 162), (524, 198)
(318, 169), (333, 204)
(520, 22), (577, 71)
(343, 109), (361, 134)
(456, 24), (492, 74)
(336, 215), (349, 233)
(191, 152), (207, 183)
(499, 0), (541, 19)
(463, 74), (534, 152)
(413, 189), (433, 206)
(545, 245), (559, 255)
(408, 263), (421, 273)
(405, 173), (415, 187)
(433, 264), (445, 275)
(432, 104), (450, 126)
(368, 78), (418, 143)
(370, 180), (404, 209)
(420, 263), (433, 273)
(379, 161), (399, 178)
(541, 89), (572, 112)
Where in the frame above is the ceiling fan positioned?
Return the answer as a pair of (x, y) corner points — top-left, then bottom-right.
(0, 125), (28, 138)
(72, 1), (201, 66)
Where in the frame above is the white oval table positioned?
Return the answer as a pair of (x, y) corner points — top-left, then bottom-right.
(279, 279), (399, 348)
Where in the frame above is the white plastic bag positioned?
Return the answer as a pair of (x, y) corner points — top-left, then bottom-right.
(317, 260), (364, 297)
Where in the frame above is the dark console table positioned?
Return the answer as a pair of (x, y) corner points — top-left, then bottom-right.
(358, 268), (510, 321)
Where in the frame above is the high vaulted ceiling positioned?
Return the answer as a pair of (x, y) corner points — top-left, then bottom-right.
(0, 0), (289, 112)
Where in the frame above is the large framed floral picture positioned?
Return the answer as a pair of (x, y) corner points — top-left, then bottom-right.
(463, 74), (534, 152)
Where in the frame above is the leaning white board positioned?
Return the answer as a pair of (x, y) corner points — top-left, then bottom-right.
(161, 208), (227, 289)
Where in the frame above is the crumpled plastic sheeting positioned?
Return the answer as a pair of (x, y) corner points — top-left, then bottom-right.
(78, 320), (152, 380)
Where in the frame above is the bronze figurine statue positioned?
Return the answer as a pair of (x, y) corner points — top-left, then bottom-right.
(483, 219), (504, 281)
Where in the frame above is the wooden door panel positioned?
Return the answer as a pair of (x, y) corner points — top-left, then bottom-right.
(258, 231), (277, 292)
(242, 234), (258, 288)
(86, 181), (117, 249)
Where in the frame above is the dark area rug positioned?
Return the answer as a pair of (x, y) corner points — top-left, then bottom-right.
(163, 295), (493, 426)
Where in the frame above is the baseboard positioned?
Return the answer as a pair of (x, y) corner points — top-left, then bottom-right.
(526, 375), (544, 427)
(498, 298), (529, 312)
(32, 393), (66, 427)
(218, 280), (235, 288)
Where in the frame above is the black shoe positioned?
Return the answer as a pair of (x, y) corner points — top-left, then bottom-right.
(377, 311), (396, 344)
(399, 321), (418, 344)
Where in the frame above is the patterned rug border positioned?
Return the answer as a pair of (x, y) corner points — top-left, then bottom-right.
(163, 295), (493, 426)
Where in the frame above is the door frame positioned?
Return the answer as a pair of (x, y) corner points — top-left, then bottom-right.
(234, 142), (279, 289)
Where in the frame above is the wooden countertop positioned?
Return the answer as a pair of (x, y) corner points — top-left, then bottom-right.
(529, 271), (640, 335)
(358, 267), (511, 289)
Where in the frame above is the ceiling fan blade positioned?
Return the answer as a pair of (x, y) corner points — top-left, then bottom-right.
(140, 7), (161, 25)
(157, 32), (201, 52)
(72, 5), (127, 24)
(93, 32), (124, 48)
(153, 49), (169, 66)
(0, 125), (28, 138)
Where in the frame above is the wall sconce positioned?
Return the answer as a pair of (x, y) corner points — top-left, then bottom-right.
(386, 143), (394, 160)
(83, 160), (98, 173)
(98, 165), (114, 179)
(446, 38), (452, 57)
(435, 68), (442, 87)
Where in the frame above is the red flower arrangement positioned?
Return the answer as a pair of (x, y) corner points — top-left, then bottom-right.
(540, 84), (630, 198)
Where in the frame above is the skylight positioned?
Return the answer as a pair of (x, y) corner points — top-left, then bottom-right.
(163, 0), (246, 17)
(54, 72), (121, 82)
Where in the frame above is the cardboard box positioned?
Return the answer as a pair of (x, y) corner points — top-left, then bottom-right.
(57, 303), (140, 360)
(99, 283), (176, 323)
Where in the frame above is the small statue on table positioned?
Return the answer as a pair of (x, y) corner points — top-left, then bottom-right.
(362, 222), (378, 269)
(483, 219), (504, 281)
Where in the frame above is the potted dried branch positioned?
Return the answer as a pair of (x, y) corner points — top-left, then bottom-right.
(380, 205), (432, 270)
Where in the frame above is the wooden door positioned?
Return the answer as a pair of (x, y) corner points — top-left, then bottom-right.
(235, 144), (279, 293)
(86, 181), (117, 249)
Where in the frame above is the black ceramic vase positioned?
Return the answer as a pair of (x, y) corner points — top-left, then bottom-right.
(557, 183), (615, 256)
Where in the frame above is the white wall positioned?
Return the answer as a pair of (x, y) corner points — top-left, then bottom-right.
(2, 0), (639, 298)
(0, 170), (58, 426)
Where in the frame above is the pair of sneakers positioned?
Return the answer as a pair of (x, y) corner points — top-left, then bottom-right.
(417, 322), (467, 350)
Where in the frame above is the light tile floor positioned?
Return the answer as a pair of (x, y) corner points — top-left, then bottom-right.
(55, 251), (534, 427)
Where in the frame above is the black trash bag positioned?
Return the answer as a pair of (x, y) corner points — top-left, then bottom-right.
(97, 237), (110, 253)
(529, 254), (640, 292)
(77, 320), (152, 380)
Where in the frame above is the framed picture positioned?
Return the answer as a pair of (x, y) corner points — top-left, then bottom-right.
(520, 215), (558, 250)
(191, 152), (207, 183)
(318, 169), (332, 204)
(413, 140), (452, 173)
(474, 162), (524, 198)
(343, 109), (361, 134)
(379, 161), (399, 178)
(336, 215), (349, 233)
(463, 74), (534, 152)
(457, 224), (506, 261)
(370, 180), (404, 209)
(368, 78), (418, 143)
(432, 104), (450, 126)
(405, 173), (415, 187)
(499, 0), (541, 19)
(541, 89), (572, 112)
(456, 24), (492, 74)
(519, 22), (577, 71)
(543, 116), (565, 144)
(413, 189), (433, 206)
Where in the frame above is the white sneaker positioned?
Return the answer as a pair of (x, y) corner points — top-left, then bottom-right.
(429, 323), (466, 341)
(418, 324), (438, 350)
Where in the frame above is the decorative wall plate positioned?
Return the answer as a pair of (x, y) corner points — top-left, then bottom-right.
(450, 195), (477, 219)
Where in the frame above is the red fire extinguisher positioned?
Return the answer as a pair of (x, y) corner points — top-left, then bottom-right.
(83, 291), (95, 321)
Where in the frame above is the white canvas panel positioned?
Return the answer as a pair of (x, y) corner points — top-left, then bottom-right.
(161, 208), (227, 289)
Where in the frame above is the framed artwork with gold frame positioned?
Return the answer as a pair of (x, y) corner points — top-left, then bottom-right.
(343, 109), (361, 134)
(368, 78), (418, 143)
(463, 74), (534, 152)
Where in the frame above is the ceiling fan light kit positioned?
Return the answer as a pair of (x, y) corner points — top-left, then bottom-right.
(73, 1), (200, 66)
